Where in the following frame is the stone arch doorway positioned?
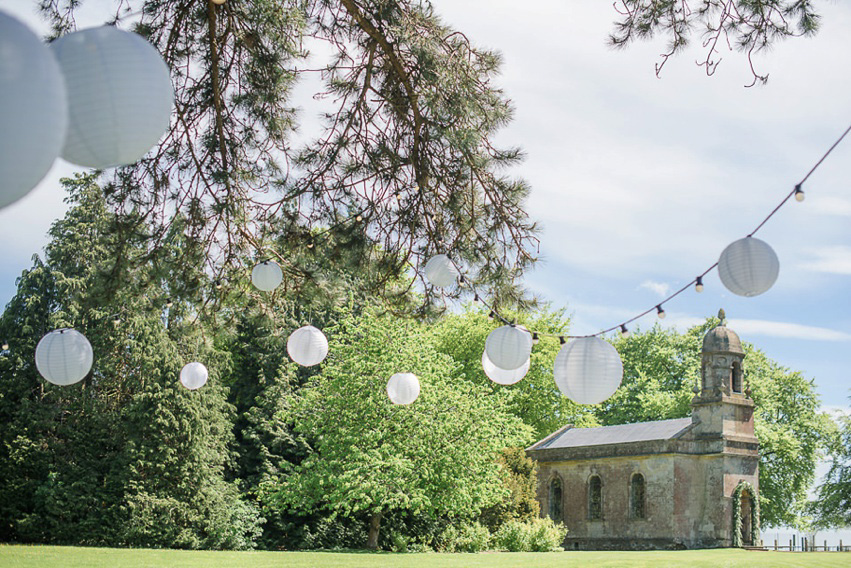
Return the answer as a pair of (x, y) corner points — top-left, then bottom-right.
(732, 481), (759, 547)
(739, 489), (753, 545)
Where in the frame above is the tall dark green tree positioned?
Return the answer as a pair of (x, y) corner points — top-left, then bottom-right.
(0, 175), (261, 548)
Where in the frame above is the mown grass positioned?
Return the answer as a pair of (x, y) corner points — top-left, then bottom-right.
(1, 545), (849, 568)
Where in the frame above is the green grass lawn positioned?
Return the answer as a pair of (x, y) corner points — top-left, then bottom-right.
(1, 545), (849, 568)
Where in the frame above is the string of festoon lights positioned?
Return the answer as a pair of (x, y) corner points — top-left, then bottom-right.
(2, 8), (849, 408)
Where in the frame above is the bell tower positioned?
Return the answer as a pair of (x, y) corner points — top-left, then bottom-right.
(691, 310), (755, 439)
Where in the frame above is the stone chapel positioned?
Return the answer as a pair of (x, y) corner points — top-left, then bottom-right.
(526, 313), (760, 550)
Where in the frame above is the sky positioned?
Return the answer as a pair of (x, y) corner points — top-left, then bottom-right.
(2, 3), (850, 405)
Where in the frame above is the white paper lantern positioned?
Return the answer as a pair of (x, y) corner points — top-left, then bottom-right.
(424, 254), (459, 288)
(485, 325), (533, 371)
(287, 325), (329, 366)
(50, 26), (173, 168)
(387, 372), (420, 405)
(251, 261), (283, 291)
(553, 337), (623, 405)
(0, 11), (67, 210)
(35, 329), (93, 386)
(180, 362), (208, 390)
(482, 351), (529, 385)
(717, 236), (779, 297)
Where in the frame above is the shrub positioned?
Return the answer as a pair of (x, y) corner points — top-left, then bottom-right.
(437, 521), (491, 553)
(493, 517), (567, 552)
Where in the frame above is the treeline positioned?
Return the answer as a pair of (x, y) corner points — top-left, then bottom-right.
(0, 177), (840, 550)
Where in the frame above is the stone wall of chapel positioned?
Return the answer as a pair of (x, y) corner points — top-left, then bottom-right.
(537, 454), (677, 542)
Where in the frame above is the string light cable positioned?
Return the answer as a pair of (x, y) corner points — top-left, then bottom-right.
(440, 121), (851, 343)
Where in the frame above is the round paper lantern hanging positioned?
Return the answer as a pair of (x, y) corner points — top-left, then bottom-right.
(0, 10), (68, 210)
(180, 362), (208, 390)
(287, 325), (329, 366)
(482, 351), (529, 385)
(50, 25), (174, 168)
(386, 372), (420, 405)
(553, 337), (623, 405)
(35, 329), (93, 386)
(485, 325), (533, 371)
(424, 254), (459, 288)
(251, 260), (283, 291)
(717, 236), (779, 297)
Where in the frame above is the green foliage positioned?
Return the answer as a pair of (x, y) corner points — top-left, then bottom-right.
(492, 517), (567, 552)
(262, 308), (532, 547)
(430, 307), (598, 440)
(731, 481), (760, 548)
(479, 448), (540, 531)
(604, 320), (836, 528)
(810, 408), (851, 528)
(0, 177), (261, 548)
(435, 522), (491, 553)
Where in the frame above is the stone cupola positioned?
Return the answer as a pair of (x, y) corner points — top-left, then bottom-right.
(697, 309), (746, 400)
(691, 310), (755, 439)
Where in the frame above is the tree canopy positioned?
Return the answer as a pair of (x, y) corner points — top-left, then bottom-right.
(262, 307), (532, 548)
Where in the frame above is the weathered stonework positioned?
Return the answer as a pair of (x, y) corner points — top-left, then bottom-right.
(527, 317), (760, 550)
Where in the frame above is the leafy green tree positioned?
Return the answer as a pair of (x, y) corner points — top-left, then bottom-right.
(430, 306), (599, 440)
(810, 406), (851, 528)
(604, 319), (836, 528)
(262, 308), (532, 549)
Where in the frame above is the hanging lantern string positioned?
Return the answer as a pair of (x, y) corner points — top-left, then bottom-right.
(450, 120), (851, 342)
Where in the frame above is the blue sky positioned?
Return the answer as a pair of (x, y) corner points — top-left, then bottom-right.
(1, 0), (849, 415)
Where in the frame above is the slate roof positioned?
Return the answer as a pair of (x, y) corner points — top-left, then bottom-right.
(530, 417), (693, 451)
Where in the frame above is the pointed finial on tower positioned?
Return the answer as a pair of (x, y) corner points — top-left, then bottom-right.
(718, 308), (726, 325)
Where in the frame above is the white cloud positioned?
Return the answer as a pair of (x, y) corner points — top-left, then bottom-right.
(809, 195), (851, 218)
(727, 319), (851, 342)
(639, 280), (671, 298)
(799, 246), (851, 275)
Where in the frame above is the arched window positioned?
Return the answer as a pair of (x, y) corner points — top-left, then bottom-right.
(630, 473), (645, 519)
(732, 361), (743, 393)
(548, 477), (563, 522)
(588, 475), (602, 520)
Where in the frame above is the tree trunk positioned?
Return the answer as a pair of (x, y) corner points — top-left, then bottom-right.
(367, 511), (382, 550)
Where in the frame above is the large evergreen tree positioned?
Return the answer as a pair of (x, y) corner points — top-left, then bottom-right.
(0, 176), (260, 548)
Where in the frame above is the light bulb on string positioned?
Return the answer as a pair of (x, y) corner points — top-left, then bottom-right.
(794, 185), (805, 202)
(559, 336), (566, 345)
(695, 276), (704, 293)
(1, 340), (8, 351)
(620, 324), (630, 338)
(532, 332), (540, 345)
(656, 305), (666, 319)
(488, 310), (496, 321)
(214, 279), (223, 290)
(355, 214), (363, 222)
(165, 298), (173, 308)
